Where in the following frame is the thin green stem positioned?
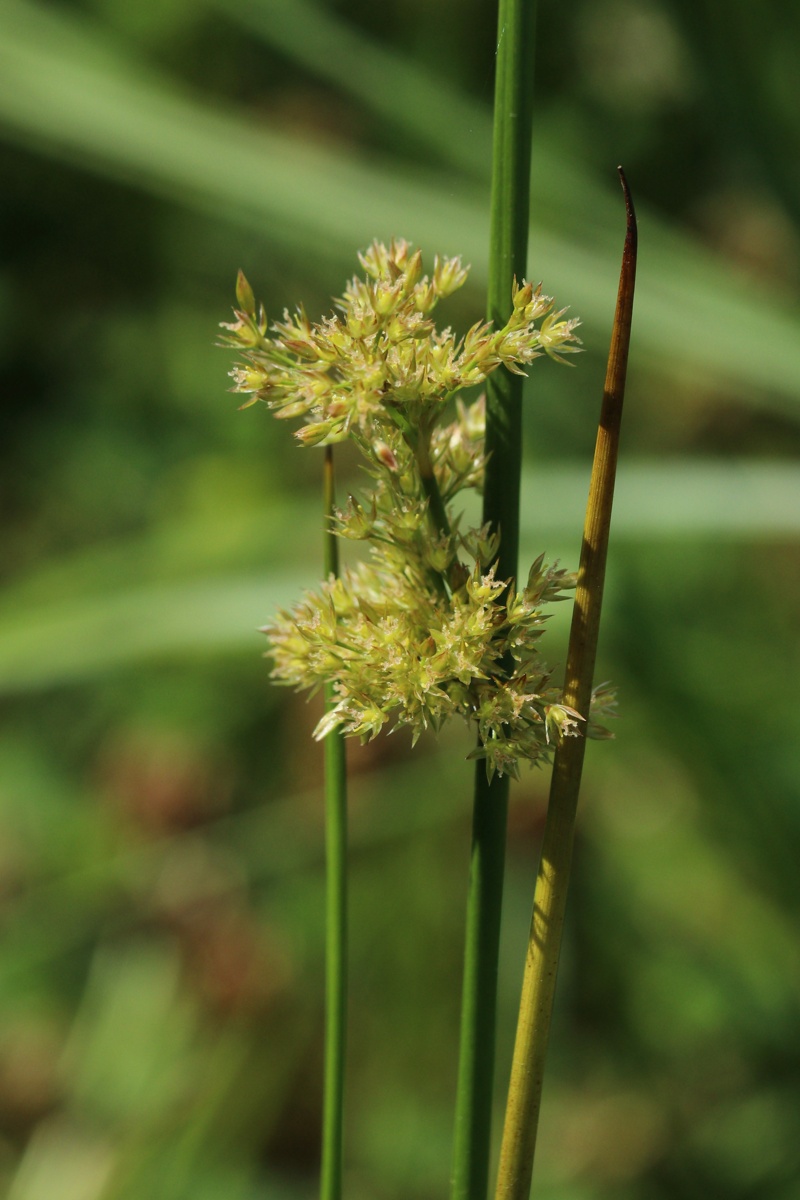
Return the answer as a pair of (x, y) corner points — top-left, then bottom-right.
(417, 439), (452, 540)
(494, 170), (638, 1200)
(451, 5), (537, 1200)
(321, 445), (348, 1200)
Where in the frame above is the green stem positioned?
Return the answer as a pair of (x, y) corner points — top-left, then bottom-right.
(417, 438), (451, 540)
(451, 5), (537, 1200)
(494, 170), (637, 1200)
(321, 445), (348, 1200)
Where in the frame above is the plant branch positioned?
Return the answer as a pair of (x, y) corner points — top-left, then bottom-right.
(494, 168), (637, 1200)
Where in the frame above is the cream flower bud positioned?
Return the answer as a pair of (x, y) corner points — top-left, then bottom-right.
(235, 269), (256, 314)
(433, 255), (469, 297)
(374, 441), (399, 471)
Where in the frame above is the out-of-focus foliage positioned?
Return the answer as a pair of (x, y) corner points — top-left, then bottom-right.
(0, 1), (798, 1198)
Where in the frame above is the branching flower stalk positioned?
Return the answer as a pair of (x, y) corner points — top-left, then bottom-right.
(220, 243), (603, 783)
(494, 168), (637, 1200)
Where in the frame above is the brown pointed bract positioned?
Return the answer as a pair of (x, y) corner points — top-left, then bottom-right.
(494, 169), (639, 1200)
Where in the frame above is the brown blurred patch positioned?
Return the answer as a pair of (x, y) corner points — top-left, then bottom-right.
(0, 1018), (64, 1142)
(96, 727), (232, 838)
(147, 837), (292, 1019)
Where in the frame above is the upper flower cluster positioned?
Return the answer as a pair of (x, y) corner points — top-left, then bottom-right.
(220, 241), (612, 778)
(220, 237), (580, 455)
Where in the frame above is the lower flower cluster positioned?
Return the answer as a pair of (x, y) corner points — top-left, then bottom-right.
(267, 542), (586, 781)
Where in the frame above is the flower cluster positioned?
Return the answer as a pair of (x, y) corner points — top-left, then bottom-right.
(221, 239), (611, 778)
(221, 238), (579, 453)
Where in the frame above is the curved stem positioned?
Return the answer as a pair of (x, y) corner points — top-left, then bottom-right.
(320, 445), (348, 1200)
(494, 170), (637, 1200)
(451, 4), (538, 1200)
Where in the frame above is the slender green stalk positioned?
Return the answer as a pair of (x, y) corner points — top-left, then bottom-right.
(321, 445), (348, 1200)
(494, 170), (638, 1200)
(417, 437), (452, 539)
(451, 5), (538, 1200)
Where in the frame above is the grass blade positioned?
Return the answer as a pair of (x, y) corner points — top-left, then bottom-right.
(494, 168), (637, 1200)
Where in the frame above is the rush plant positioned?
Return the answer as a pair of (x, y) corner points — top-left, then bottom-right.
(219, 2), (635, 1198)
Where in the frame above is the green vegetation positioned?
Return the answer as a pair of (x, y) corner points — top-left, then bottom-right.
(0, 2), (799, 1199)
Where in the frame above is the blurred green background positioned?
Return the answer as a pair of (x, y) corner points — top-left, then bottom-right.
(1, 0), (799, 1197)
